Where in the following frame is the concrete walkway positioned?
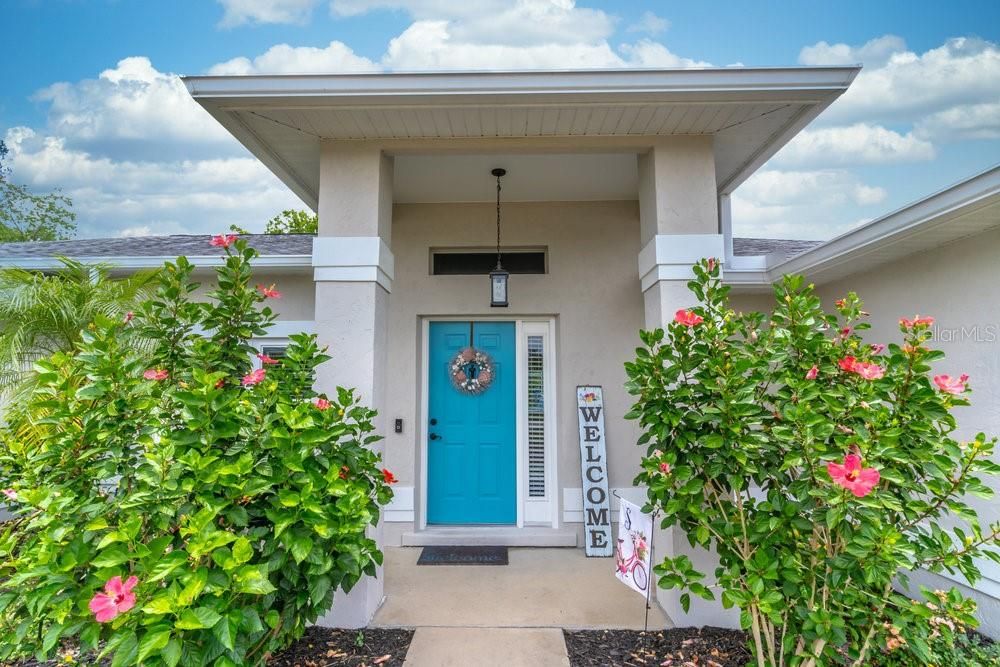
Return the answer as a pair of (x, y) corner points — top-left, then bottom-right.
(371, 547), (670, 665)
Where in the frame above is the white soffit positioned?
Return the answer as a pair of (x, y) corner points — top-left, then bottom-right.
(394, 153), (638, 202)
(184, 68), (859, 210)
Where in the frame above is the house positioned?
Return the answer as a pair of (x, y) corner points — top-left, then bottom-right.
(1, 68), (997, 635)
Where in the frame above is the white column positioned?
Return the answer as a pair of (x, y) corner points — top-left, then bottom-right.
(637, 137), (739, 628)
(313, 141), (393, 628)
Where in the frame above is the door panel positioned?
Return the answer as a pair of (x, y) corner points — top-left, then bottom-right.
(427, 321), (516, 525)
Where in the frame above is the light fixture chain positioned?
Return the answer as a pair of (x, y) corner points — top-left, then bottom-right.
(496, 173), (503, 270)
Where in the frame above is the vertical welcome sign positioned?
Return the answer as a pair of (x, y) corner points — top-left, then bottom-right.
(577, 386), (612, 557)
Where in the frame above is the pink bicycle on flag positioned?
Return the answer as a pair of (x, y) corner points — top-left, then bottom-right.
(615, 532), (648, 592)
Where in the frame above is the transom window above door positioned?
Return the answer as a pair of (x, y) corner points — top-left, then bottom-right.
(430, 248), (547, 275)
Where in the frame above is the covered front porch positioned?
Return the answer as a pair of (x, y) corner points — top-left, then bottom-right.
(184, 67), (858, 628)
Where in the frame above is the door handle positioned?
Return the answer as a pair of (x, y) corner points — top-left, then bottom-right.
(429, 433), (441, 441)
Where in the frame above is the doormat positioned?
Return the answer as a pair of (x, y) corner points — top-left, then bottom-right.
(416, 545), (509, 566)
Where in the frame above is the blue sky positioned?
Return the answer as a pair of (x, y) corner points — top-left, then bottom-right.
(2, 0), (998, 239)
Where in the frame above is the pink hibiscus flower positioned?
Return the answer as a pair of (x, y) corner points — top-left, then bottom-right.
(706, 257), (717, 272)
(242, 368), (266, 387)
(805, 365), (819, 380)
(934, 374), (969, 395)
(123, 312), (134, 325)
(827, 454), (880, 498)
(257, 353), (280, 365)
(853, 361), (885, 380)
(88, 576), (138, 623)
(210, 234), (238, 248)
(658, 462), (671, 475)
(314, 397), (331, 410)
(834, 298), (846, 308)
(674, 309), (704, 327)
(870, 343), (885, 354)
(2, 489), (16, 501)
(257, 284), (282, 299)
(900, 315), (934, 329)
(143, 368), (169, 381)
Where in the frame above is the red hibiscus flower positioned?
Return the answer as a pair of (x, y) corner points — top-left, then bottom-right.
(838, 356), (858, 373)
(242, 368), (266, 387)
(314, 397), (331, 410)
(827, 454), (880, 498)
(339, 466), (350, 480)
(214, 378), (225, 389)
(835, 299), (846, 308)
(143, 368), (169, 381)
(210, 234), (238, 248)
(674, 309), (704, 327)
(257, 284), (282, 299)
(900, 315), (934, 329)
(257, 353), (280, 365)
(934, 374), (969, 395)
(382, 468), (397, 484)
(805, 365), (819, 380)
(88, 576), (138, 623)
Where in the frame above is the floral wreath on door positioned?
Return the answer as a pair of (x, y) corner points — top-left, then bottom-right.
(449, 347), (495, 395)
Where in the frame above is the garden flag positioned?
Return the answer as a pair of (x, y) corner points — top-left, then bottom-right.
(614, 496), (652, 596)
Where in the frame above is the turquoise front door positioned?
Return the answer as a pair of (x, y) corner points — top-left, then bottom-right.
(427, 321), (516, 525)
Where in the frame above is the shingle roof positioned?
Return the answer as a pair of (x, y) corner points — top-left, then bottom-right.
(0, 234), (314, 259)
(0, 234), (820, 261)
(732, 237), (821, 257)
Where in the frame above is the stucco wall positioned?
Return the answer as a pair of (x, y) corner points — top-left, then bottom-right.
(191, 271), (316, 322)
(380, 200), (647, 525)
(815, 226), (1000, 637)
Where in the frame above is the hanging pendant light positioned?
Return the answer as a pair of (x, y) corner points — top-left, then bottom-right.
(490, 168), (509, 308)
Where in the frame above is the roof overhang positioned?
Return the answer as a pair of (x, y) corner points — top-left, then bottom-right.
(726, 165), (1000, 290)
(183, 67), (859, 210)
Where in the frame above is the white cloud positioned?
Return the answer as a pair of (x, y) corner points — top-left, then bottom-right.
(208, 41), (380, 75)
(915, 102), (1000, 141)
(4, 128), (301, 238)
(626, 11), (669, 35)
(732, 169), (887, 239)
(217, 0), (319, 26)
(330, 0), (616, 45)
(33, 57), (236, 160)
(119, 225), (153, 238)
(804, 37), (1000, 129)
(775, 123), (935, 167)
(798, 35), (907, 68)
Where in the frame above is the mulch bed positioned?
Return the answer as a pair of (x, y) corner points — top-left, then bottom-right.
(0, 627), (413, 667)
(268, 627), (414, 667)
(563, 627), (752, 667)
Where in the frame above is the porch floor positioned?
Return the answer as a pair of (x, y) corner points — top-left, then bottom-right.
(371, 546), (672, 630)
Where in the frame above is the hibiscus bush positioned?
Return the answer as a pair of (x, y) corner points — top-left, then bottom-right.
(626, 259), (1000, 667)
(0, 236), (394, 666)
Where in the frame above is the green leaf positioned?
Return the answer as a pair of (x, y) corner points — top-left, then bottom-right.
(161, 639), (182, 667)
(290, 534), (314, 564)
(137, 628), (171, 663)
(92, 544), (131, 568)
(147, 550), (189, 582)
(110, 631), (138, 667)
(213, 615), (236, 651)
(232, 537), (253, 565)
(176, 606), (223, 630)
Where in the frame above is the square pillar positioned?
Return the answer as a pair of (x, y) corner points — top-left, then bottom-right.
(313, 141), (393, 628)
(637, 137), (739, 629)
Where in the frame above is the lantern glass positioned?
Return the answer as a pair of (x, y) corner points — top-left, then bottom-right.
(490, 269), (509, 307)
